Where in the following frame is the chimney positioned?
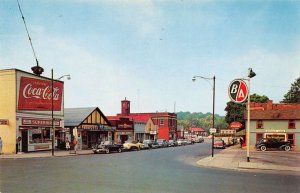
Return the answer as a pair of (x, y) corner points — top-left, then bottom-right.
(121, 97), (130, 116)
(267, 100), (273, 110)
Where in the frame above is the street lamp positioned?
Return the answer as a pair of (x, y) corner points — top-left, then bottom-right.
(51, 70), (71, 156)
(192, 75), (215, 157)
(58, 74), (71, 80)
(246, 68), (256, 162)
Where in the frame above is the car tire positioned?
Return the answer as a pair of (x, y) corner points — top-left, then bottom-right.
(284, 146), (291, 151)
(260, 146), (267, 151)
(118, 148), (122, 153)
(105, 149), (110, 154)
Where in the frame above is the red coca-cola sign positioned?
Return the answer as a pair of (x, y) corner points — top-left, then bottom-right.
(18, 77), (63, 111)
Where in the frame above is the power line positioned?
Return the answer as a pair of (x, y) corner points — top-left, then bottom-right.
(17, 0), (39, 67)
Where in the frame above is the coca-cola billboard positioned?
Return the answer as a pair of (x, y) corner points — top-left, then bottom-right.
(18, 77), (63, 111)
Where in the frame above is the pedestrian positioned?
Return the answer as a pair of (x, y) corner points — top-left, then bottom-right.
(65, 138), (70, 151)
(73, 138), (78, 154)
(240, 137), (244, 148)
(0, 137), (3, 154)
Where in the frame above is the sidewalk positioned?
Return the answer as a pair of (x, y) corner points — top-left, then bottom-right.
(0, 149), (93, 159)
(197, 145), (300, 175)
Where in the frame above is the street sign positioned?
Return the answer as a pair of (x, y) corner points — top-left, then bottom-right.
(228, 79), (248, 103)
(210, 128), (216, 133)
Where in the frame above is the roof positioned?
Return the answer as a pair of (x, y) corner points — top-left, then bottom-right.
(245, 109), (300, 120)
(189, 127), (205, 132)
(64, 107), (103, 127)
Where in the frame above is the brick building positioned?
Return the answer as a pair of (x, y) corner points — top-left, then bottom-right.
(108, 98), (177, 142)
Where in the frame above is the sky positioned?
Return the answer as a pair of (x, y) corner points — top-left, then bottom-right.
(1, 0), (299, 116)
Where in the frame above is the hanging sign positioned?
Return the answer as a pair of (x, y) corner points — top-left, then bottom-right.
(228, 79), (248, 103)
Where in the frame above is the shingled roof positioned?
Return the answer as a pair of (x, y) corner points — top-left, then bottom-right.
(64, 107), (111, 127)
(245, 109), (300, 120)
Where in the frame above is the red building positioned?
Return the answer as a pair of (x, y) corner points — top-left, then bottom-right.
(109, 98), (177, 142)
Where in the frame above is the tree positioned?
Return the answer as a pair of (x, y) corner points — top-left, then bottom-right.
(281, 77), (300, 103)
(224, 93), (270, 127)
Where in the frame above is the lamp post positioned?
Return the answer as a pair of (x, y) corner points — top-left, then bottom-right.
(51, 69), (54, 156)
(51, 70), (71, 156)
(246, 68), (256, 162)
(192, 75), (215, 157)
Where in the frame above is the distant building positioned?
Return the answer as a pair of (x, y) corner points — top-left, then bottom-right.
(108, 98), (177, 142)
(245, 100), (300, 150)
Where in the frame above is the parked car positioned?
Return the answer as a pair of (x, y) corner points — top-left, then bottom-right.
(157, 139), (168, 148)
(194, 136), (204, 143)
(255, 138), (291, 151)
(168, 140), (178, 147)
(92, 141), (123, 154)
(213, 139), (226, 149)
(142, 140), (153, 149)
(123, 141), (144, 151)
(151, 141), (159, 149)
(177, 138), (187, 146)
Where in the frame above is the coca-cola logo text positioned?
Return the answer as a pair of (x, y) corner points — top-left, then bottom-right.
(23, 84), (60, 101)
(18, 76), (63, 111)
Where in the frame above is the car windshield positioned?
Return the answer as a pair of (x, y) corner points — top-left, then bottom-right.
(103, 141), (111, 145)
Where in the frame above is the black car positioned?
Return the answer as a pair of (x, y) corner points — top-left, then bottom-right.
(92, 141), (123, 154)
(255, 138), (291, 151)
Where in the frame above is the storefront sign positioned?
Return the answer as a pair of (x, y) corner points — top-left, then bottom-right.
(22, 118), (60, 127)
(266, 130), (285, 133)
(150, 131), (157, 135)
(230, 122), (242, 129)
(0, 119), (9, 125)
(18, 76), (63, 111)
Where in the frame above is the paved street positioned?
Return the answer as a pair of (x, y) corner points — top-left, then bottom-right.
(1, 142), (299, 193)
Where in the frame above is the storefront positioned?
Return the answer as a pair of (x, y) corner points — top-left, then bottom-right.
(64, 107), (114, 149)
(0, 69), (64, 153)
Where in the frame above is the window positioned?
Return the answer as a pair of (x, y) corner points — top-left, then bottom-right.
(287, 133), (295, 146)
(256, 120), (264, 129)
(288, 120), (296, 129)
(256, 133), (263, 142)
(160, 119), (164, 125)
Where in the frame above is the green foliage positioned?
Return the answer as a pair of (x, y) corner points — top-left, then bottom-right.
(176, 112), (228, 133)
(224, 93), (270, 127)
(281, 77), (300, 103)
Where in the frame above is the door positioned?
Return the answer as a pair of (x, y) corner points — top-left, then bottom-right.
(21, 130), (28, 152)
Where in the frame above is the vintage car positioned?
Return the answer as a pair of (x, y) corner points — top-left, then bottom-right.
(142, 140), (153, 149)
(213, 139), (226, 149)
(123, 141), (144, 151)
(177, 138), (187, 146)
(255, 138), (291, 151)
(168, 140), (178, 147)
(156, 139), (168, 148)
(92, 141), (123, 154)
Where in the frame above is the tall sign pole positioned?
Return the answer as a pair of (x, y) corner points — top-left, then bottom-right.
(229, 68), (255, 162)
(212, 76), (215, 157)
(51, 69), (54, 156)
(246, 78), (251, 162)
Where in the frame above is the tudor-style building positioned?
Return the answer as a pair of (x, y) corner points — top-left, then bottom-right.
(64, 107), (114, 149)
(246, 101), (300, 150)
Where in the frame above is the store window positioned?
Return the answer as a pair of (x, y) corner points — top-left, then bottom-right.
(287, 133), (295, 146)
(256, 133), (264, 142)
(256, 120), (264, 129)
(288, 120), (296, 129)
(160, 119), (164, 125)
(29, 128), (51, 144)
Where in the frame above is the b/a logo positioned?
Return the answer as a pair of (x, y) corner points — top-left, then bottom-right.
(228, 79), (248, 103)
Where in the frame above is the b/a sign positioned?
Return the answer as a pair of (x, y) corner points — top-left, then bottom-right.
(228, 79), (248, 103)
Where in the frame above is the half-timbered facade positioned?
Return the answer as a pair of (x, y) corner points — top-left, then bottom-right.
(64, 107), (114, 149)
